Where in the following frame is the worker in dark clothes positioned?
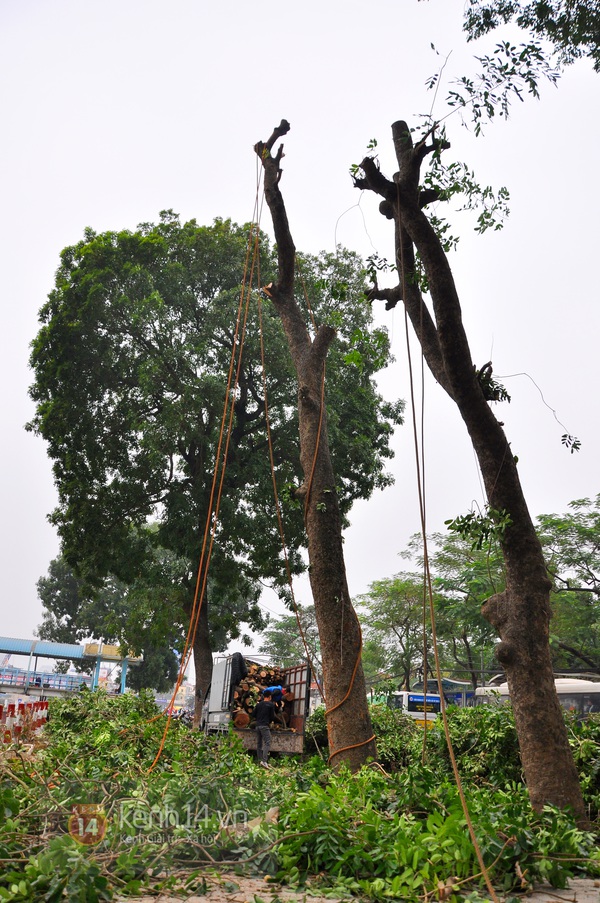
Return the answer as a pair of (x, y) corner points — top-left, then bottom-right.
(253, 690), (276, 767)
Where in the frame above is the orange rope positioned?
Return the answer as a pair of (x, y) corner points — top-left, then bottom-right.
(303, 366), (326, 523)
(328, 733), (376, 763)
(148, 216), (262, 771)
(325, 614), (372, 762)
(295, 258), (318, 331)
(245, 183), (326, 700)
(256, 222), (365, 723)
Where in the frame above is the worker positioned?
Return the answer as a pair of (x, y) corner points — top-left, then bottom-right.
(263, 684), (284, 702)
(253, 690), (276, 768)
(278, 687), (294, 727)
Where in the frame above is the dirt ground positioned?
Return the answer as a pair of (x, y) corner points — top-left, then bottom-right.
(117, 872), (343, 902)
(525, 879), (600, 903)
(118, 874), (600, 902)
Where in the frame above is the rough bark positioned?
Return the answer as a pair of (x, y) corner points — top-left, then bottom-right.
(358, 120), (585, 821)
(191, 595), (212, 728)
(255, 121), (377, 770)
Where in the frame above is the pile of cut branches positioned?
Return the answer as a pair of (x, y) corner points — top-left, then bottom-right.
(0, 690), (599, 901)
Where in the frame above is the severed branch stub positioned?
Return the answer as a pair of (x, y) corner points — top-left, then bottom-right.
(254, 118), (291, 178)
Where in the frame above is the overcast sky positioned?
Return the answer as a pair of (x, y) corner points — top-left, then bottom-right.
(1, 0), (598, 657)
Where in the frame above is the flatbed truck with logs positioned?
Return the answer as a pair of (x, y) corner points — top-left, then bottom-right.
(203, 654), (311, 754)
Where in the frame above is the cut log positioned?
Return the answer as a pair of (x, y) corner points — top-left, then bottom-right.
(234, 711), (250, 727)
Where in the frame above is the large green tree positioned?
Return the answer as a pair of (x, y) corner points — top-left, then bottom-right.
(28, 214), (402, 716)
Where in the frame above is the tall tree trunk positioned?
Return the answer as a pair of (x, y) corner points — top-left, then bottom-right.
(358, 120), (585, 821)
(255, 122), (377, 770)
(190, 595), (212, 728)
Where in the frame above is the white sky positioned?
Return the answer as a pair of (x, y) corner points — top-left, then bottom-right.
(1, 0), (599, 655)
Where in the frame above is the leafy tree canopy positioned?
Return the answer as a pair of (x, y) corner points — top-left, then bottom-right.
(28, 213), (403, 657)
(463, 0), (600, 71)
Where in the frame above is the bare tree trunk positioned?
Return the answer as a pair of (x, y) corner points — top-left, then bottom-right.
(255, 122), (376, 770)
(191, 595), (212, 728)
(357, 120), (585, 821)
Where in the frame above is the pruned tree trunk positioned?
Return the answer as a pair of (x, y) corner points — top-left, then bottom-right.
(255, 122), (377, 770)
(357, 120), (585, 820)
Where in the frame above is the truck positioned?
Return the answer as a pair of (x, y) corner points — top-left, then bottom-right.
(203, 653), (312, 754)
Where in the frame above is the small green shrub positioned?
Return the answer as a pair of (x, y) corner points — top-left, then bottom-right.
(423, 703), (523, 786)
(305, 703), (421, 769)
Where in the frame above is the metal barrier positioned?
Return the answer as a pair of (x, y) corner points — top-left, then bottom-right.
(0, 667), (92, 693)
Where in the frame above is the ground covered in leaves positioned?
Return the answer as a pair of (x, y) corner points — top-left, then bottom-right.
(0, 690), (599, 901)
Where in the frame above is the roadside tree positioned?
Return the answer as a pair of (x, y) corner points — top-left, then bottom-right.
(355, 109), (586, 817)
(37, 553), (182, 692)
(537, 496), (600, 674)
(28, 214), (402, 720)
(356, 574), (435, 689)
(259, 604), (320, 670)
(425, 532), (504, 687)
(255, 124), (381, 768)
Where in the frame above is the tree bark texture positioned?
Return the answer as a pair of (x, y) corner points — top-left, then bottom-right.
(357, 120), (585, 820)
(190, 594), (212, 728)
(255, 122), (377, 770)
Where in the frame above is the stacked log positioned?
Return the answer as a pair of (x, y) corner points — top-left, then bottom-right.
(231, 661), (289, 729)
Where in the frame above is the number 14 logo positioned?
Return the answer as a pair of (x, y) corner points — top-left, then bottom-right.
(68, 804), (107, 845)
